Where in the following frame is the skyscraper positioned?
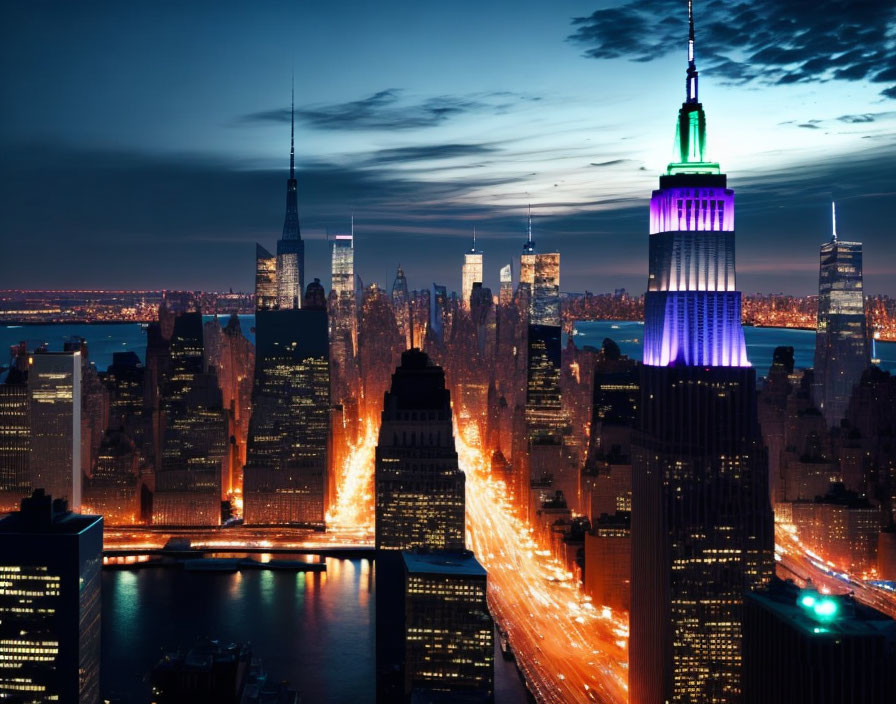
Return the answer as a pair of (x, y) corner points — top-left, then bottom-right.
(498, 263), (513, 306)
(630, 5), (775, 702)
(0, 490), (102, 703)
(461, 229), (483, 310)
(255, 243), (277, 311)
(275, 88), (305, 310)
(29, 351), (82, 511)
(814, 203), (868, 427)
(391, 265), (411, 350)
(244, 281), (329, 526)
(0, 370), (30, 511)
(330, 231), (357, 394)
(153, 312), (227, 526)
(742, 578), (896, 704)
(374, 349), (465, 552)
(402, 551), (494, 702)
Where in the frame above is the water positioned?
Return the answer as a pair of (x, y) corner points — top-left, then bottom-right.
(0, 316), (255, 372)
(569, 320), (896, 378)
(101, 560), (530, 704)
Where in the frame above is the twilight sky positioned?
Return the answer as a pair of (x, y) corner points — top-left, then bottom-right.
(2, 0), (895, 295)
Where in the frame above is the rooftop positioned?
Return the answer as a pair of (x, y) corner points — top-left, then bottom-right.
(403, 551), (486, 578)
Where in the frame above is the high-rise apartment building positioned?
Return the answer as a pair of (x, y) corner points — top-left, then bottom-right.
(743, 578), (896, 704)
(255, 243), (278, 311)
(275, 90), (305, 310)
(391, 265), (411, 350)
(402, 551), (494, 702)
(153, 312), (227, 526)
(29, 351), (82, 511)
(461, 231), (483, 310)
(814, 203), (868, 427)
(375, 349), (465, 552)
(0, 490), (102, 703)
(244, 283), (329, 526)
(330, 232), (357, 394)
(630, 5), (774, 702)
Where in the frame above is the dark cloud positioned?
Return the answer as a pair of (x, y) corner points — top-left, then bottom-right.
(798, 123), (820, 129)
(241, 90), (538, 131)
(365, 143), (497, 166)
(838, 113), (877, 123)
(590, 159), (629, 167)
(569, 1), (896, 99)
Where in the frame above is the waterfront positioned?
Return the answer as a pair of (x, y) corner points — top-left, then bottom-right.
(101, 558), (530, 703)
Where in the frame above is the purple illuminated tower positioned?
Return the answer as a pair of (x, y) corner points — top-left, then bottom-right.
(630, 3), (775, 703)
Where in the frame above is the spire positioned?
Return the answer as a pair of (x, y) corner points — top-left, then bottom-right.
(831, 201), (838, 242)
(686, 0), (698, 104)
(472, 226), (477, 252)
(289, 76), (295, 180)
(351, 213), (354, 241)
(527, 204), (532, 243)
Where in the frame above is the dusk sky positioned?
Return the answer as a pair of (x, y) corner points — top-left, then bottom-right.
(2, 0), (895, 295)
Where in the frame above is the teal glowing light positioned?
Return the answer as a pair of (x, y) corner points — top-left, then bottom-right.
(814, 599), (838, 619)
(667, 103), (720, 175)
(798, 589), (840, 623)
(800, 595), (816, 608)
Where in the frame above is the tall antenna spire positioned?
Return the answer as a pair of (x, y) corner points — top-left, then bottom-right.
(527, 204), (533, 244)
(686, 0), (699, 103)
(289, 75), (295, 180)
(831, 201), (838, 242)
(472, 226), (477, 252)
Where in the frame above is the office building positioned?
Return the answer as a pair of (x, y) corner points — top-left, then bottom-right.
(403, 551), (494, 702)
(392, 265), (412, 350)
(0, 372), (30, 511)
(461, 231), (483, 310)
(255, 243), (278, 311)
(153, 312), (227, 526)
(275, 90), (305, 310)
(0, 490), (102, 703)
(814, 203), (868, 427)
(375, 349), (465, 552)
(498, 264), (513, 306)
(743, 578), (896, 704)
(244, 282), (329, 526)
(331, 231), (357, 396)
(29, 351), (82, 511)
(584, 511), (631, 613)
(630, 5), (775, 702)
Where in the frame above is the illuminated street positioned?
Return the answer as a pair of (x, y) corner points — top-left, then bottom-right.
(455, 421), (629, 704)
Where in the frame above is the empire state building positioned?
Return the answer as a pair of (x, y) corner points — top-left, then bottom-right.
(630, 3), (775, 702)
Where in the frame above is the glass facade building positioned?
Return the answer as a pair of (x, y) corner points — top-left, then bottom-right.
(255, 243), (278, 311)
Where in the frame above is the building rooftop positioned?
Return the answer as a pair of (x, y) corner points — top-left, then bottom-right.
(747, 578), (896, 641)
(403, 551), (486, 578)
(0, 490), (101, 535)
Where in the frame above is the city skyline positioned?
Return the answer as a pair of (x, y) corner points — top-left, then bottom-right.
(2, 1), (896, 295)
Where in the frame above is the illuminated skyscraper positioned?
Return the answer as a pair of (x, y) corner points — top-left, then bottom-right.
(814, 203), (868, 427)
(0, 490), (102, 703)
(29, 352), (82, 511)
(499, 263), (513, 306)
(375, 349), (465, 552)
(330, 231), (357, 390)
(0, 372), (30, 511)
(461, 229), (483, 310)
(630, 5), (774, 702)
(153, 312), (227, 526)
(255, 243), (277, 311)
(275, 88), (305, 310)
(402, 551), (494, 701)
(244, 281), (329, 527)
(391, 265), (411, 349)
(518, 206), (536, 303)
(531, 252), (560, 327)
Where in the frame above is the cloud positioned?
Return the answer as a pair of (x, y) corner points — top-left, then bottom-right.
(798, 123), (820, 129)
(590, 159), (630, 167)
(365, 143), (498, 166)
(569, 1), (896, 99)
(241, 90), (539, 131)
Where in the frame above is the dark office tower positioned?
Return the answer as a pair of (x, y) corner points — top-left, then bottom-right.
(0, 490), (102, 703)
(243, 282), (329, 527)
(429, 284), (449, 345)
(29, 351), (82, 511)
(743, 578), (896, 704)
(275, 89), (305, 310)
(402, 552), (494, 702)
(0, 371), (30, 511)
(392, 265), (412, 350)
(814, 203), (869, 427)
(153, 312), (227, 526)
(255, 243), (278, 311)
(375, 349), (465, 551)
(630, 4), (774, 703)
(83, 429), (139, 524)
